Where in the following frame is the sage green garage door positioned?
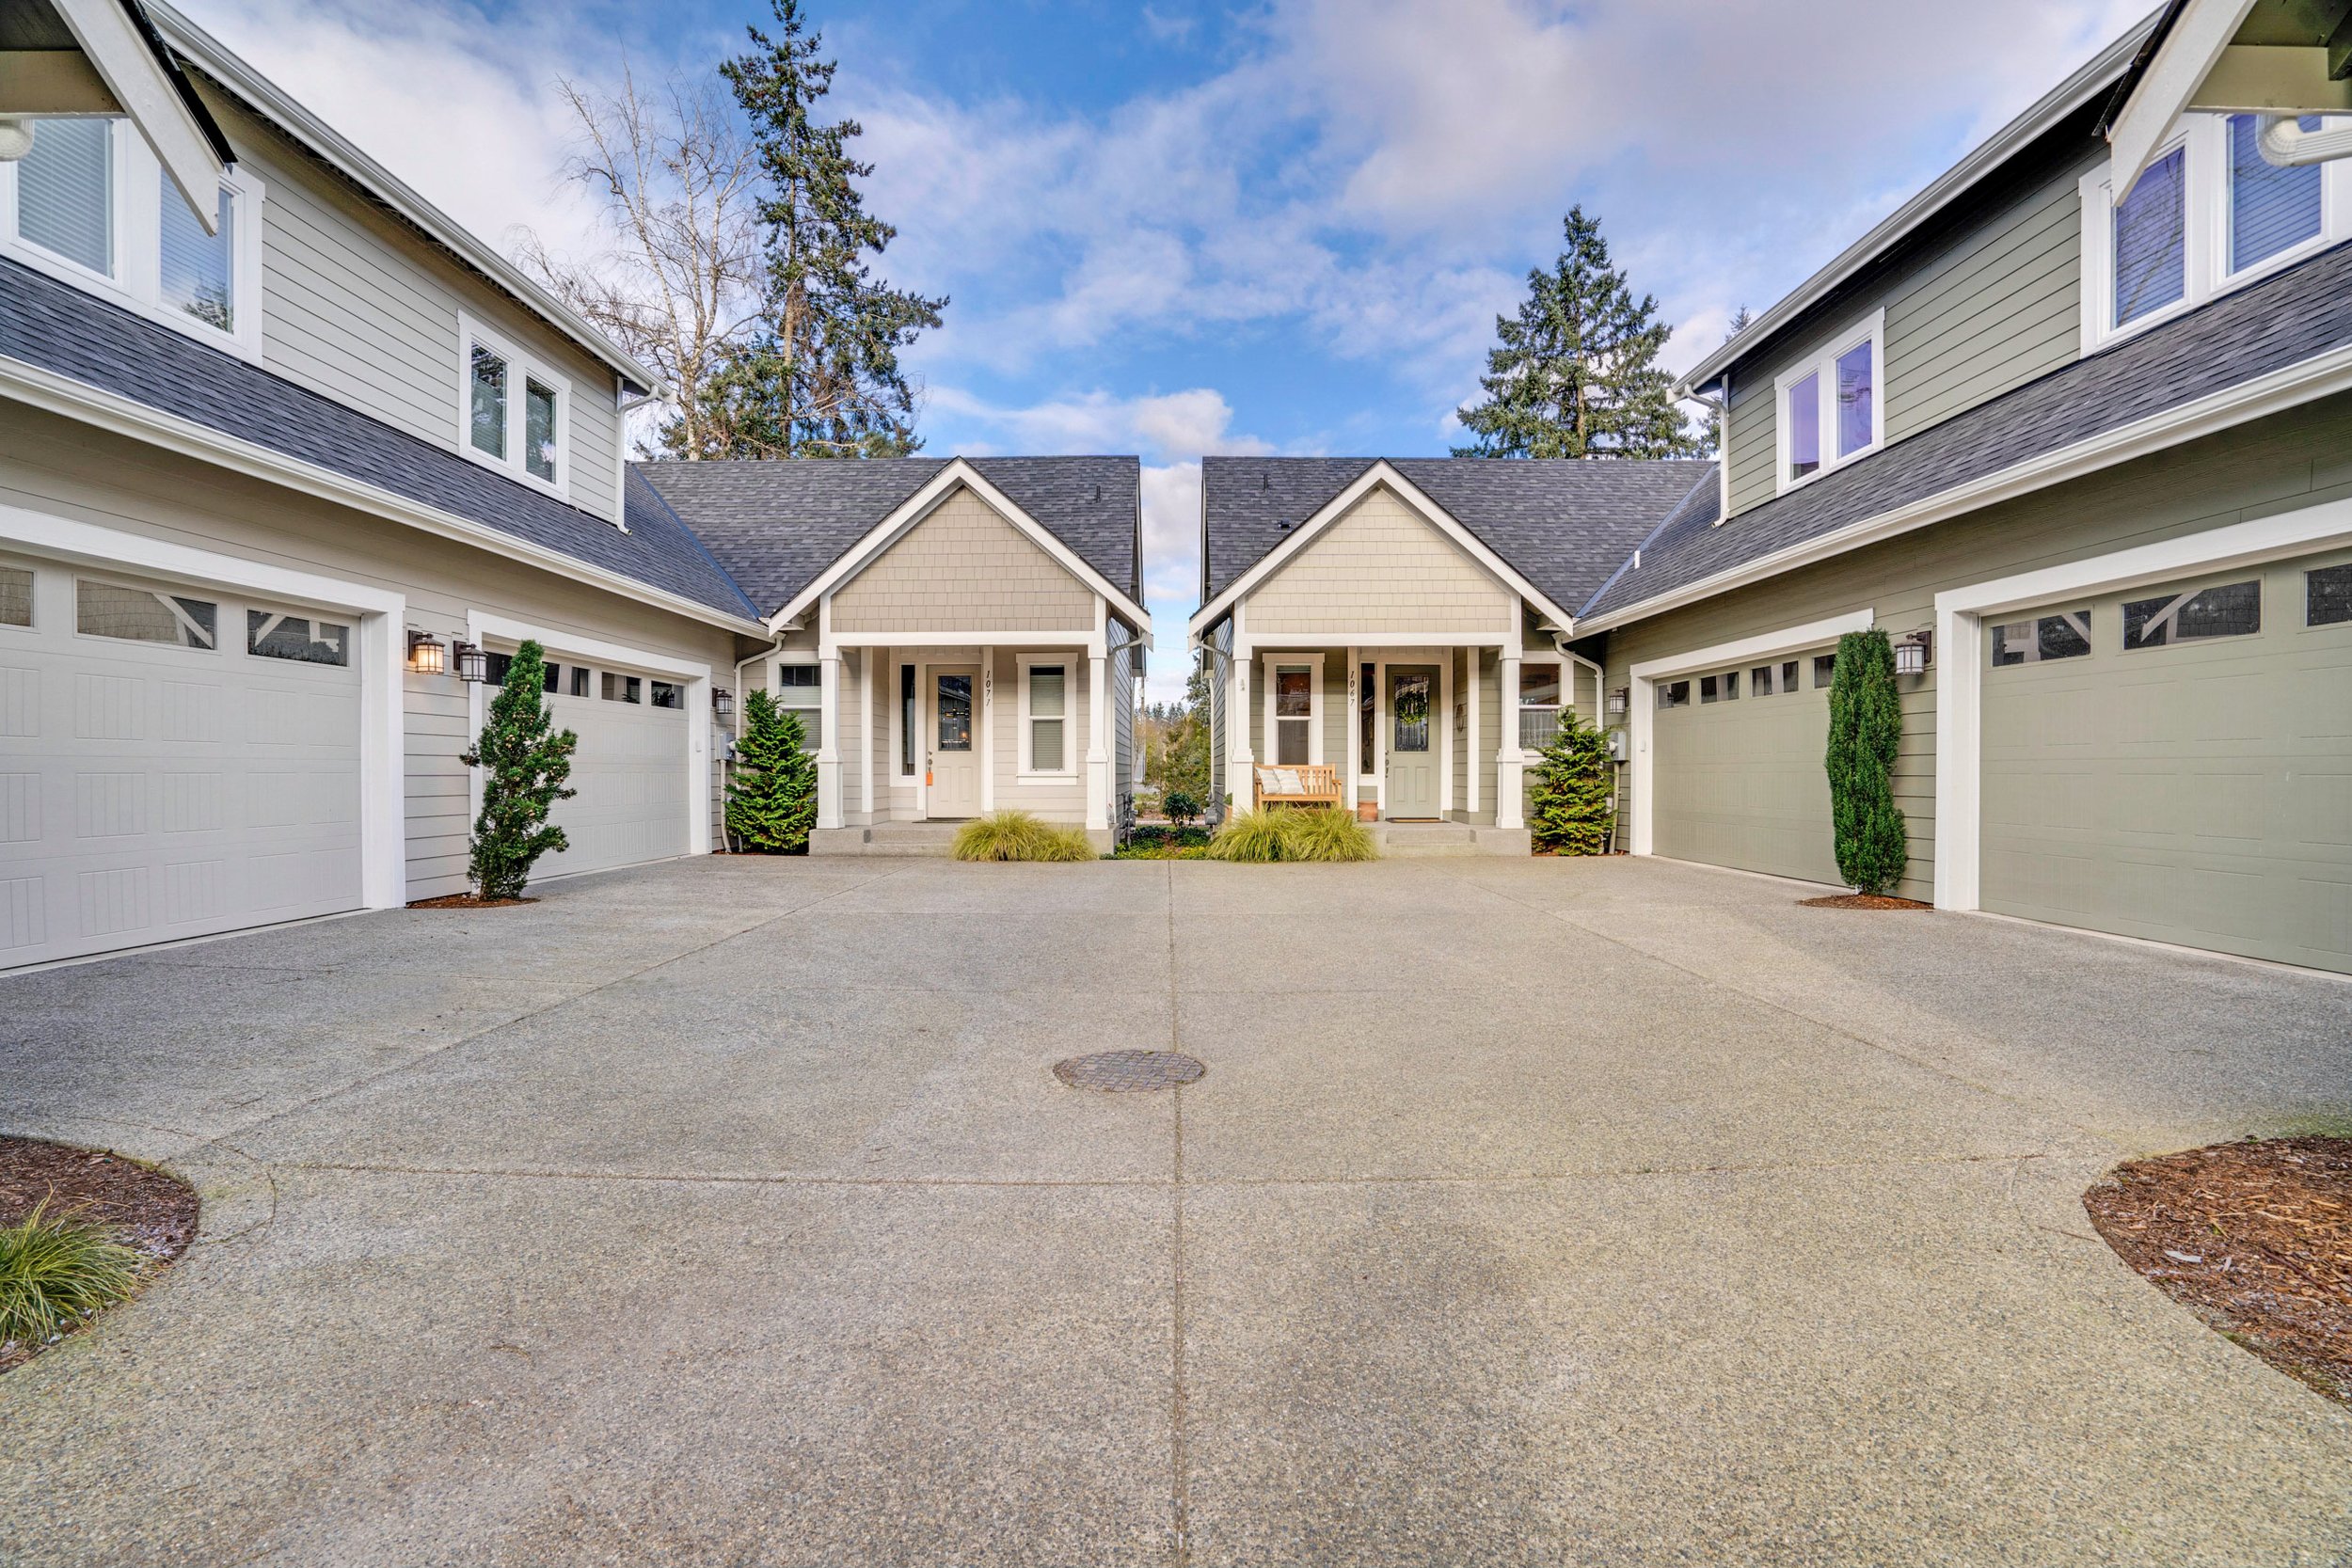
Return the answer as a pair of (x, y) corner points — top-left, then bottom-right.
(1651, 648), (1841, 886)
(1979, 550), (2352, 973)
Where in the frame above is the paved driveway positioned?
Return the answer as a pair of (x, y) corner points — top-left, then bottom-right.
(3, 855), (2349, 1566)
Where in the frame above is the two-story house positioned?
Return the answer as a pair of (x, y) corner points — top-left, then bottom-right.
(0, 0), (1144, 969)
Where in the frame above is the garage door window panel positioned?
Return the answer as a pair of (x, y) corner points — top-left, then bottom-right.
(2123, 580), (2261, 650)
(2308, 563), (2352, 628)
(1657, 679), (1691, 710)
(650, 680), (683, 710)
(602, 672), (642, 704)
(1813, 654), (1836, 689)
(246, 610), (350, 667)
(1991, 609), (2092, 666)
(77, 580), (215, 649)
(0, 564), (31, 628)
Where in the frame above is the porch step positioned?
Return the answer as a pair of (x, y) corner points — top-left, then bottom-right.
(1371, 822), (1531, 858)
(810, 823), (961, 857)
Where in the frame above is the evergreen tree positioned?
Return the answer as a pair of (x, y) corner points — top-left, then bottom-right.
(697, 0), (946, 459)
(460, 641), (578, 899)
(1526, 706), (1615, 855)
(1823, 629), (1909, 895)
(727, 688), (818, 851)
(1455, 207), (1709, 460)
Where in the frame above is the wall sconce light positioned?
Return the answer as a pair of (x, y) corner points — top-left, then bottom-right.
(1895, 630), (1933, 677)
(1606, 687), (1629, 716)
(712, 688), (735, 721)
(452, 641), (488, 683)
(406, 630), (445, 675)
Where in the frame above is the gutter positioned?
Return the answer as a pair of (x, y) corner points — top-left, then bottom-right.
(1, 356), (768, 637)
(1584, 336), (2352, 634)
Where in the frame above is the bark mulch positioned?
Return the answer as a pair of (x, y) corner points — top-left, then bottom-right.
(1798, 893), (1933, 911)
(1, 1135), (199, 1373)
(407, 893), (534, 909)
(2085, 1137), (2352, 1405)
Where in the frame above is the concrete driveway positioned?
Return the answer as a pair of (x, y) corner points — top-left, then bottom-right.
(3, 854), (2349, 1566)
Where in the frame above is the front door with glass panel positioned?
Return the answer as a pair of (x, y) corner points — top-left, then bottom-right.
(1385, 666), (1439, 819)
(927, 667), (980, 817)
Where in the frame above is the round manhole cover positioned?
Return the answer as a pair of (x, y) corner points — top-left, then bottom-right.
(1053, 1050), (1206, 1092)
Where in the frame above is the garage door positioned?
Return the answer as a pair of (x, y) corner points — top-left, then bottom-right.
(0, 554), (362, 968)
(1651, 648), (1842, 885)
(1979, 550), (2352, 973)
(521, 652), (691, 878)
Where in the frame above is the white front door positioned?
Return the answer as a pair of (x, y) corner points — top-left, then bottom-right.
(928, 667), (980, 817)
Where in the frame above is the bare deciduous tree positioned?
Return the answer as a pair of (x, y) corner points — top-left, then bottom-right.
(513, 69), (764, 459)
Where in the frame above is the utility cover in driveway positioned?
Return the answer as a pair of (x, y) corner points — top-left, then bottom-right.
(1053, 1051), (1206, 1090)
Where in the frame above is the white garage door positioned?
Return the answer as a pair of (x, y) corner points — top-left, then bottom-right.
(0, 554), (363, 968)
(524, 653), (691, 879)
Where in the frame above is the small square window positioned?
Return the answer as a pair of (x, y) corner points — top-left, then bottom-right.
(2123, 581), (2261, 649)
(544, 662), (562, 693)
(0, 565), (30, 627)
(569, 665), (590, 698)
(78, 580), (215, 648)
(602, 671), (642, 704)
(482, 651), (513, 686)
(1781, 660), (1799, 692)
(1699, 673), (1721, 704)
(776, 664), (820, 691)
(2307, 564), (2352, 628)
(1751, 664), (1774, 696)
(246, 609), (350, 666)
(1990, 609), (2091, 667)
(650, 680), (682, 709)
(1813, 654), (1836, 689)
(1658, 679), (1690, 710)
(1723, 670), (1740, 701)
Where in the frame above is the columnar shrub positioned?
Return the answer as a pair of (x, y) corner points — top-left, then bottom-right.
(727, 689), (818, 853)
(1823, 628), (1908, 895)
(1527, 707), (1614, 854)
(461, 640), (577, 899)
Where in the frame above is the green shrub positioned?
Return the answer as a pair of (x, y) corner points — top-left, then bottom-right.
(1279, 807), (1378, 862)
(1161, 789), (1201, 827)
(1528, 707), (1615, 854)
(727, 689), (819, 853)
(460, 640), (578, 899)
(1824, 628), (1909, 895)
(1115, 825), (1212, 860)
(1205, 808), (1290, 862)
(951, 810), (1096, 863)
(0, 1199), (143, 1348)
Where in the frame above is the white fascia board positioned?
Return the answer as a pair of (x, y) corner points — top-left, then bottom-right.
(770, 458), (1153, 641)
(54, 0), (224, 232)
(141, 1), (660, 394)
(0, 355), (767, 637)
(1585, 336), (2352, 637)
(1677, 17), (2155, 398)
(2107, 0), (2261, 201)
(1186, 460), (1578, 638)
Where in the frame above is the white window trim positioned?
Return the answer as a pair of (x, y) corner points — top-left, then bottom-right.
(1260, 655), (1323, 769)
(0, 120), (264, 361)
(1016, 652), (1079, 780)
(2080, 115), (2352, 355)
(1772, 309), (1885, 496)
(456, 313), (571, 501)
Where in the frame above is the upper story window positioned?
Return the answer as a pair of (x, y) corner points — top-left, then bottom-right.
(1773, 309), (1883, 492)
(2084, 114), (2348, 351)
(0, 118), (262, 356)
(459, 315), (568, 495)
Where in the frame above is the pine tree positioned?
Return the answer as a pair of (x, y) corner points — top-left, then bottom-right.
(460, 641), (578, 899)
(1824, 629), (1909, 895)
(1526, 706), (1616, 854)
(726, 688), (818, 851)
(1455, 207), (1709, 460)
(696, 0), (946, 460)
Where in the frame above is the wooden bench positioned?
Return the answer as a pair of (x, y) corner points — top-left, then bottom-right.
(1253, 764), (1342, 811)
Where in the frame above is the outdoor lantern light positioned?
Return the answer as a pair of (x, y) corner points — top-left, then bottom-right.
(712, 688), (735, 721)
(1895, 630), (1932, 677)
(406, 630), (445, 675)
(1607, 686), (1629, 716)
(453, 641), (488, 683)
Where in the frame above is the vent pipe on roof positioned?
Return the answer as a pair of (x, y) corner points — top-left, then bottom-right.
(0, 119), (33, 162)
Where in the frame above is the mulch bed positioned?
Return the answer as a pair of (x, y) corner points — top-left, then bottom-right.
(1798, 893), (1933, 910)
(407, 893), (534, 909)
(1, 1135), (199, 1373)
(2085, 1137), (2352, 1405)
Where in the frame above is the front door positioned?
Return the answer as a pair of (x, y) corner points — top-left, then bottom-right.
(927, 667), (981, 818)
(1386, 666), (1439, 819)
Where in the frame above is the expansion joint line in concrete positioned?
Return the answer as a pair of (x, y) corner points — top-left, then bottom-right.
(1166, 861), (1192, 1568)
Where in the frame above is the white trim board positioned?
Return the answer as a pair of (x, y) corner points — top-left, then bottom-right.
(0, 498), (407, 909)
(1626, 609), (1875, 859)
(466, 610), (714, 858)
(52, 0), (227, 231)
(1931, 493), (2352, 911)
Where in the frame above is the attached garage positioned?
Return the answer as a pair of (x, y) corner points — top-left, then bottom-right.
(0, 552), (364, 967)
(1645, 640), (1844, 886)
(1977, 549), (2352, 974)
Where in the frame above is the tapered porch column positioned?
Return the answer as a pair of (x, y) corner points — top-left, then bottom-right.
(1496, 648), (1524, 831)
(816, 646), (843, 831)
(1085, 648), (1110, 830)
(1225, 647), (1253, 812)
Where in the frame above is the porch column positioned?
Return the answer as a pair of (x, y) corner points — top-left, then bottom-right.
(1226, 649), (1253, 812)
(817, 646), (843, 831)
(978, 649), (995, 815)
(1496, 648), (1524, 831)
(1343, 647), (1359, 815)
(1466, 646), (1481, 816)
(857, 648), (874, 823)
(1086, 648), (1110, 830)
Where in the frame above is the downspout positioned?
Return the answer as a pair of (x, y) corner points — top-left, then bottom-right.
(2259, 115), (2352, 166)
(1685, 375), (1730, 524)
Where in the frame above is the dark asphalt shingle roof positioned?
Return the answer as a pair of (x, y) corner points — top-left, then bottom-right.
(1200, 456), (1716, 620)
(1581, 236), (2352, 622)
(0, 256), (760, 621)
(636, 456), (1142, 619)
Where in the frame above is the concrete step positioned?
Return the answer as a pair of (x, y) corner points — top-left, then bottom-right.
(811, 823), (961, 857)
(1370, 822), (1532, 858)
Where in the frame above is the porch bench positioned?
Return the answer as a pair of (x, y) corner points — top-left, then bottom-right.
(1252, 764), (1342, 810)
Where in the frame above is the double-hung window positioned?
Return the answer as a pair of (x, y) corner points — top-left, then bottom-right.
(1773, 309), (1883, 492)
(775, 662), (820, 752)
(2084, 114), (2347, 349)
(1019, 657), (1075, 776)
(1, 117), (261, 353)
(1518, 663), (1562, 751)
(459, 316), (568, 493)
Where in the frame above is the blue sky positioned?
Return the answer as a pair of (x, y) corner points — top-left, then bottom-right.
(180, 0), (2150, 695)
